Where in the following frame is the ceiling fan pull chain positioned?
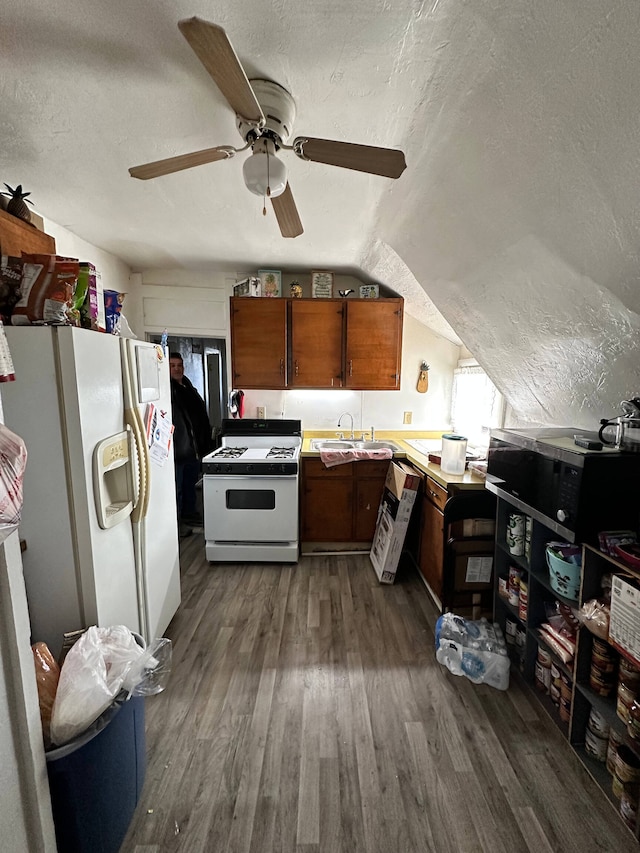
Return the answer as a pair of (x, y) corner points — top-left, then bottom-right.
(266, 148), (271, 197)
(263, 193), (267, 217)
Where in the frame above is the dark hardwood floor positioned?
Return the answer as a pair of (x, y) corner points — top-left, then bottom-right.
(120, 534), (637, 852)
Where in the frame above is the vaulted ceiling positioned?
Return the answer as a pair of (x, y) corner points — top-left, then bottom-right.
(3, 1), (640, 428)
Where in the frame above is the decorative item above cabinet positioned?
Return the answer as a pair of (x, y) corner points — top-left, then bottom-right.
(230, 296), (403, 390)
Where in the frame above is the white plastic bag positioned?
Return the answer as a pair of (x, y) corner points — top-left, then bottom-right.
(0, 422), (27, 543)
(435, 614), (511, 691)
(50, 625), (146, 746)
(124, 637), (172, 697)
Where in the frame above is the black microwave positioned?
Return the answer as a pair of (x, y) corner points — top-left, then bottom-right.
(486, 428), (640, 541)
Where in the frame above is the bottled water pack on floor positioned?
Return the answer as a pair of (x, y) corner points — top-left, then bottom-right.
(435, 614), (510, 691)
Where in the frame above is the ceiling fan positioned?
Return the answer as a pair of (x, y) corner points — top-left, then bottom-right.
(128, 17), (407, 238)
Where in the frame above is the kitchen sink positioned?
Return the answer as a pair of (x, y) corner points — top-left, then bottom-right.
(310, 438), (401, 453)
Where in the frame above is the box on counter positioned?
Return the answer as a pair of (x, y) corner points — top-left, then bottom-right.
(609, 573), (640, 668)
(233, 277), (261, 297)
(370, 461), (424, 584)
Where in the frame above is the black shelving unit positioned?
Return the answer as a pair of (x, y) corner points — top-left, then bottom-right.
(488, 485), (640, 841)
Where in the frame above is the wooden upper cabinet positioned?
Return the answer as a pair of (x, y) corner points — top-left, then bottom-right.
(230, 297), (287, 389)
(229, 295), (403, 390)
(0, 209), (56, 256)
(345, 299), (403, 390)
(290, 299), (344, 388)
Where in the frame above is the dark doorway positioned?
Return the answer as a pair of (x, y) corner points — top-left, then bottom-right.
(149, 334), (228, 447)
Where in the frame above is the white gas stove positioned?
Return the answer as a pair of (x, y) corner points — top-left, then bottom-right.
(202, 419), (302, 562)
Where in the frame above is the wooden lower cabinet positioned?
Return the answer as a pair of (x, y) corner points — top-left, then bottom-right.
(418, 493), (445, 599)
(302, 462), (354, 541)
(418, 476), (494, 610)
(353, 462), (390, 541)
(418, 476), (448, 600)
(301, 458), (388, 543)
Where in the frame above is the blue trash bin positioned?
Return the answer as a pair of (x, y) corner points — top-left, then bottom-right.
(45, 694), (146, 853)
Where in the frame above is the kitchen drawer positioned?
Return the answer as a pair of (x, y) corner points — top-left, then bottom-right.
(304, 459), (353, 477)
(355, 460), (391, 478)
(424, 476), (448, 512)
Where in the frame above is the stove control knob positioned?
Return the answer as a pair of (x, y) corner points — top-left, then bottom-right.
(246, 464), (253, 473)
(224, 464), (232, 473)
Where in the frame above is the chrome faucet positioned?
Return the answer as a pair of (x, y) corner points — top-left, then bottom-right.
(337, 412), (355, 440)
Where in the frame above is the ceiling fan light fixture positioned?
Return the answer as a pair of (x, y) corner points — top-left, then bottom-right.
(242, 138), (287, 198)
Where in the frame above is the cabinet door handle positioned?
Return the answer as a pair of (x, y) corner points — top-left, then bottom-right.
(280, 358), (284, 375)
(295, 360), (299, 376)
(349, 359), (353, 377)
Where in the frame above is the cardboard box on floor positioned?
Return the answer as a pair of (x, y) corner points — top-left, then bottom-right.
(370, 460), (424, 584)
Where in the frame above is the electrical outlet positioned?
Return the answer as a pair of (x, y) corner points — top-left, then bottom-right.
(403, 411), (412, 424)
(257, 406), (266, 419)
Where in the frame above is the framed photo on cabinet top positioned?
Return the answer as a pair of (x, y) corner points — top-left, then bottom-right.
(258, 269), (282, 298)
(311, 270), (334, 298)
(359, 284), (379, 299)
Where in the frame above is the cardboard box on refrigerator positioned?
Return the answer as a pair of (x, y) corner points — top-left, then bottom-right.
(370, 461), (424, 584)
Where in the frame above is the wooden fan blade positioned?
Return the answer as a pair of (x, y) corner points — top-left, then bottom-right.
(294, 137), (406, 179)
(178, 18), (264, 124)
(271, 183), (304, 238)
(129, 147), (233, 180)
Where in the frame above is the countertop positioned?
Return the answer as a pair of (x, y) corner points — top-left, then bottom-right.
(300, 431), (486, 491)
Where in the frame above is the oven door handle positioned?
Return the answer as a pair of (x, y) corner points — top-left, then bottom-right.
(205, 475), (297, 481)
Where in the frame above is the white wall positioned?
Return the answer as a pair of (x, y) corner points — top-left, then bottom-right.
(43, 218), (131, 295)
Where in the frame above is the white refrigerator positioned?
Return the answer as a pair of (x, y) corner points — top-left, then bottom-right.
(3, 326), (181, 658)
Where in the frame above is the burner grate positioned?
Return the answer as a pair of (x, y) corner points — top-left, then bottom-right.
(267, 446), (296, 459)
(215, 447), (248, 459)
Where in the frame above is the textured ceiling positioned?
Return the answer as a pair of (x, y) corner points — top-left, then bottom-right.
(1, 0), (421, 272)
(3, 1), (640, 427)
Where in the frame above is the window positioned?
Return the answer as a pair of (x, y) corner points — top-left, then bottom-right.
(450, 362), (504, 452)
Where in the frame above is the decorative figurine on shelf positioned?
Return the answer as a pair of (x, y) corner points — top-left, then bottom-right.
(290, 281), (302, 298)
(1, 184), (34, 223)
(338, 289), (354, 298)
(417, 361), (430, 393)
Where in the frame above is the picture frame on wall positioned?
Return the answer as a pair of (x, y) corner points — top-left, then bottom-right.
(258, 269), (282, 298)
(311, 270), (334, 298)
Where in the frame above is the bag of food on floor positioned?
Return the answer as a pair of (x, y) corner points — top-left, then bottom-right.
(435, 613), (510, 691)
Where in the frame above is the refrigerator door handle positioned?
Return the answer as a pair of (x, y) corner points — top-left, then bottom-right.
(125, 404), (151, 522)
(121, 337), (152, 522)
